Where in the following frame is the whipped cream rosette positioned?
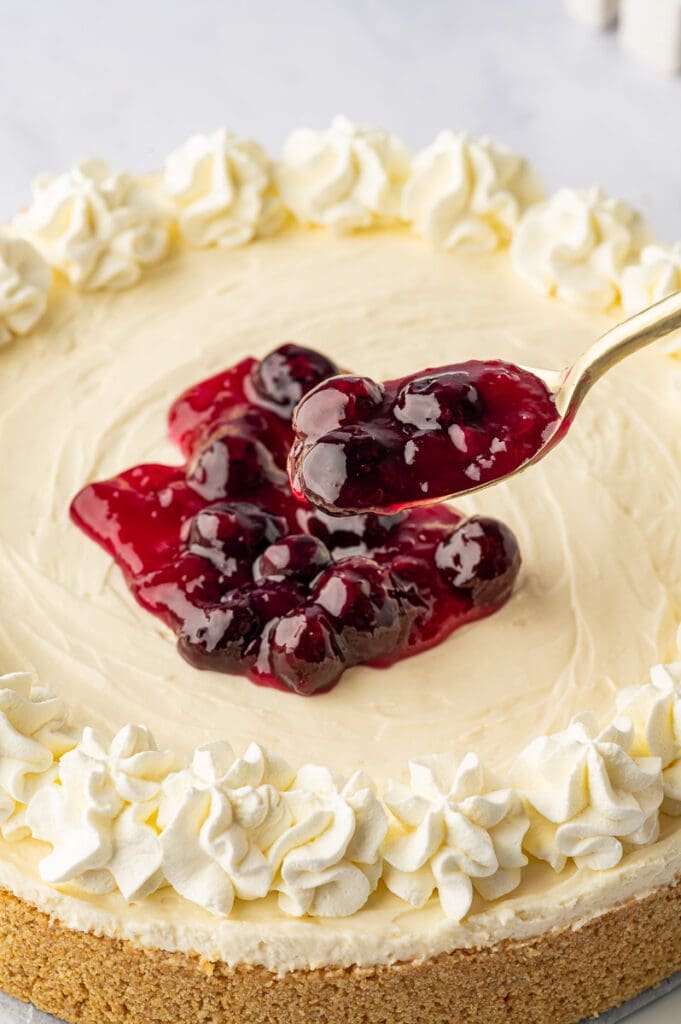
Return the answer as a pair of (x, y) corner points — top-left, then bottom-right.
(512, 714), (663, 872)
(382, 752), (528, 921)
(269, 764), (387, 918)
(157, 741), (293, 916)
(0, 673), (75, 841)
(617, 661), (681, 814)
(278, 116), (411, 233)
(511, 186), (652, 310)
(620, 243), (681, 339)
(403, 131), (543, 251)
(27, 724), (180, 900)
(17, 160), (169, 290)
(0, 235), (51, 346)
(163, 129), (285, 248)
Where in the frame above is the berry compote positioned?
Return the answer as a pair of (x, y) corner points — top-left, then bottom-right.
(289, 361), (559, 514)
(71, 343), (521, 695)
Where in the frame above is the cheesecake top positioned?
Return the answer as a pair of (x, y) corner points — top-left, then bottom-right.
(0, 121), (679, 971)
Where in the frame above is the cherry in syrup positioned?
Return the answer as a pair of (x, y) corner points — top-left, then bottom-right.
(71, 344), (522, 694)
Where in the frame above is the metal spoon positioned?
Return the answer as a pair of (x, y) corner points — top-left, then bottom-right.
(453, 288), (681, 500)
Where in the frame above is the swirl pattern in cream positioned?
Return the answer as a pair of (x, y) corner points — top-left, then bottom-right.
(511, 186), (653, 310)
(0, 235), (50, 346)
(403, 131), (543, 251)
(512, 714), (663, 872)
(17, 160), (169, 290)
(382, 753), (528, 920)
(163, 130), (285, 247)
(277, 116), (411, 232)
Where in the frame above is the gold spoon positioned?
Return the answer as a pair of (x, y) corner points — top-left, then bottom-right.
(452, 288), (681, 500)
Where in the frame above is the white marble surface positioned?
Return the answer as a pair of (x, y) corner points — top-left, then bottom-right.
(0, 1), (680, 1022)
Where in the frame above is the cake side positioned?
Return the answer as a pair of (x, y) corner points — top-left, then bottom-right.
(0, 877), (680, 1024)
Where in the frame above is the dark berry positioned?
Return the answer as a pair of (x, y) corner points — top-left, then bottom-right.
(297, 508), (404, 556)
(293, 424), (399, 514)
(187, 430), (283, 501)
(174, 552), (247, 598)
(226, 405), (272, 440)
(293, 375), (383, 440)
(134, 552), (241, 629)
(178, 594), (260, 673)
(435, 516), (521, 607)
(187, 502), (286, 559)
(312, 556), (405, 662)
(267, 605), (346, 695)
(248, 579), (305, 622)
(250, 343), (338, 419)
(220, 404), (291, 468)
(363, 512), (406, 547)
(393, 371), (483, 431)
(253, 534), (331, 583)
(296, 509), (371, 555)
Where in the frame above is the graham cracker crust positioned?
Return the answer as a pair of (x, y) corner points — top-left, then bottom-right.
(0, 879), (679, 1024)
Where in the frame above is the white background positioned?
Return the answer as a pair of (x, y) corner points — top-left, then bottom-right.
(0, 0), (680, 1021)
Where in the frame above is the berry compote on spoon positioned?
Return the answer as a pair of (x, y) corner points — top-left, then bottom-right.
(289, 361), (558, 514)
(71, 343), (521, 696)
(289, 291), (681, 515)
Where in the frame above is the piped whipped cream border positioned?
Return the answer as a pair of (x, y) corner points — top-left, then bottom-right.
(0, 651), (680, 925)
(2, 117), (681, 340)
(0, 119), (680, 929)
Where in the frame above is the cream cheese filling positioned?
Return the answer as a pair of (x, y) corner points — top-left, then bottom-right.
(0, 227), (679, 967)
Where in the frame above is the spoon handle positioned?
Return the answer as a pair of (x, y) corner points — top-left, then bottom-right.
(555, 289), (681, 422)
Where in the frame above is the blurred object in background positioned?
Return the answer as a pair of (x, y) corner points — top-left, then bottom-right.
(620, 0), (681, 73)
(566, 0), (618, 29)
(565, 0), (681, 73)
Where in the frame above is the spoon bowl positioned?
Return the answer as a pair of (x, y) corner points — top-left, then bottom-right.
(455, 288), (681, 500)
(289, 291), (681, 515)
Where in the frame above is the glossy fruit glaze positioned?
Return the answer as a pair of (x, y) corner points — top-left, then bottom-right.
(71, 344), (521, 695)
(289, 361), (559, 514)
